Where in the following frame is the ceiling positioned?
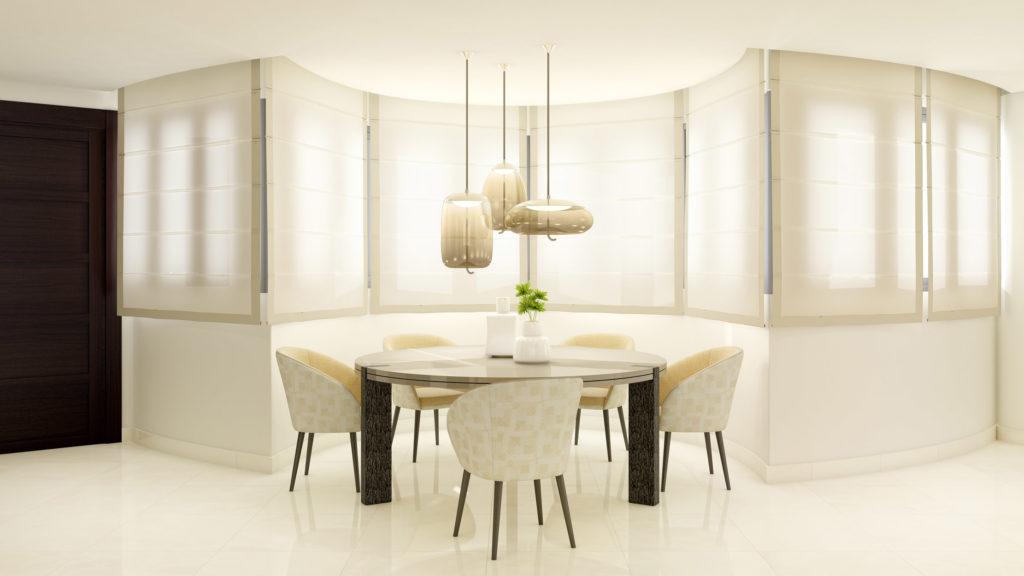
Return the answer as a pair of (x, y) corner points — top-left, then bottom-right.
(3, 0), (1024, 106)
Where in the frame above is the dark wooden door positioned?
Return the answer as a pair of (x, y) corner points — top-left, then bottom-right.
(0, 101), (119, 453)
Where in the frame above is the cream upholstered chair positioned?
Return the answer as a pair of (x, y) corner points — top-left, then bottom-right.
(562, 333), (635, 462)
(382, 334), (463, 462)
(448, 378), (582, 560)
(660, 346), (743, 491)
(276, 347), (361, 493)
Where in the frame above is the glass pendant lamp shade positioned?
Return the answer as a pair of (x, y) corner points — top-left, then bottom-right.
(508, 44), (592, 238)
(506, 197), (593, 234)
(482, 161), (526, 231)
(440, 51), (493, 271)
(482, 64), (527, 231)
(441, 192), (493, 268)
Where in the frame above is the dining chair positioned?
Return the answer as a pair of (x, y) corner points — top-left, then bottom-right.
(276, 346), (362, 493)
(382, 334), (463, 463)
(561, 333), (635, 462)
(448, 377), (583, 560)
(659, 346), (744, 491)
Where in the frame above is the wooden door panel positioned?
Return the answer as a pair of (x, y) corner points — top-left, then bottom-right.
(0, 101), (118, 453)
(0, 262), (89, 315)
(0, 134), (88, 195)
(0, 377), (90, 445)
(0, 199), (90, 253)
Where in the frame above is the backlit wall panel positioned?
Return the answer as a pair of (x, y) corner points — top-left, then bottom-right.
(371, 96), (521, 311)
(772, 51), (921, 325)
(928, 71), (1000, 319)
(119, 61), (260, 322)
(686, 49), (764, 325)
(532, 93), (681, 312)
(265, 58), (366, 321)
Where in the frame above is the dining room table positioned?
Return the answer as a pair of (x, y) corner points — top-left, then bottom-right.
(354, 345), (667, 507)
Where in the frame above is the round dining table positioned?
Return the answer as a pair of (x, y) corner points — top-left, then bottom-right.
(354, 345), (666, 506)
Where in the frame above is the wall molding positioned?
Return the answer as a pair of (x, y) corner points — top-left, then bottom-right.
(997, 425), (1024, 444)
(668, 426), (995, 484)
(125, 427), (347, 473)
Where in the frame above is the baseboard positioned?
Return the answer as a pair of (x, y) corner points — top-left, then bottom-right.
(761, 426), (996, 483)
(997, 424), (1024, 444)
(124, 428), (348, 474)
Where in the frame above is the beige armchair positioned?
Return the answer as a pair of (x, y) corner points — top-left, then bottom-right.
(276, 347), (362, 493)
(448, 378), (582, 560)
(561, 333), (635, 462)
(660, 346), (744, 491)
(382, 334), (463, 462)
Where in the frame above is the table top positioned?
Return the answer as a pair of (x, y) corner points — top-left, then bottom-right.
(355, 345), (666, 388)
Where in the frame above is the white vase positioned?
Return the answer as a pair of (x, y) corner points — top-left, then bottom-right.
(486, 298), (516, 357)
(513, 320), (550, 363)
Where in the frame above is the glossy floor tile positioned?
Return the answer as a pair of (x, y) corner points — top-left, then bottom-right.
(3, 434), (1024, 575)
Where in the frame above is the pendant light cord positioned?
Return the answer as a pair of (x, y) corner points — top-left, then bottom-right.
(463, 52), (473, 274)
(500, 64), (508, 234)
(502, 67), (506, 163)
(546, 45), (556, 241)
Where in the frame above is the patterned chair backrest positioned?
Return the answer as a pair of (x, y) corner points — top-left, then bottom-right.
(561, 334), (634, 408)
(382, 334), (456, 409)
(660, 347), (743, 433)
(276, 347), (361, 434)
(382, 333), (455, 351)
(561, 333), (635, 351)
(447, 378), (583, 482)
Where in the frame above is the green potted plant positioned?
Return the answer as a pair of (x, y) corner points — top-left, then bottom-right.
(513, 282), (551, 363)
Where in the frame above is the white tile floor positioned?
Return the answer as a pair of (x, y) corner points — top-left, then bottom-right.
(2, 431), (1024, 575)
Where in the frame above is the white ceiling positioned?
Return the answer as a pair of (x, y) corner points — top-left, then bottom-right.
(3, 0), (1024, 106)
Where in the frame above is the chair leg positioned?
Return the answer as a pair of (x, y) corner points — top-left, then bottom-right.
(304, 432), (315, 476)
(289, 432), (304, 492)
(534, 479), (543, 525)
(555, 474), (576, 549)
(574, 408), (581, 445)
(391, 407), (401, 444)
(413, 410), (421, 463)
(603, 409), (612, 462)
(716, 431), (732, 491)
(661, 431), (671, 492)
(617, 405), (629, 451)
(349, 432), (360, 493)
(454, 470), (471, 537)
(492, 481), (503, 560)
(434, 409), (440, 446)
(704, 432), (714, 475)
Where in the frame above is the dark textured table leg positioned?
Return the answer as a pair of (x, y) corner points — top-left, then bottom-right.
(361, 368), (392, 505)
(628, 368), (660, 505)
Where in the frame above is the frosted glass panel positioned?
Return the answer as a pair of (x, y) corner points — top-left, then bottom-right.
(264, 58), (366, 321)
(685, 49), (763, 324)
(533, 93), (680, 311)
(373, 96), (520, 310)
(928, 71), (1000, 318)
(119, 60), (258, 321)
(773, 52), (921, 324)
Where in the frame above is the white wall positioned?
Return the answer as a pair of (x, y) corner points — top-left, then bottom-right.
(1000, 92), (1024, 442)
(0, 79), (116, 110)
(125, 307), (993, 477)
(770, 317), (996, 466)
(128, 317), (272, 457)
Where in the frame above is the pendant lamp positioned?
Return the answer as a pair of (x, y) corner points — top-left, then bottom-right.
(506, 45), (593, 238)
(441, 51), (493, 272)
(481, 64), (526, 232)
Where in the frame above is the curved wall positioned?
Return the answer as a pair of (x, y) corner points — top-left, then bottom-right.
(118, 53), (1004, 479)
